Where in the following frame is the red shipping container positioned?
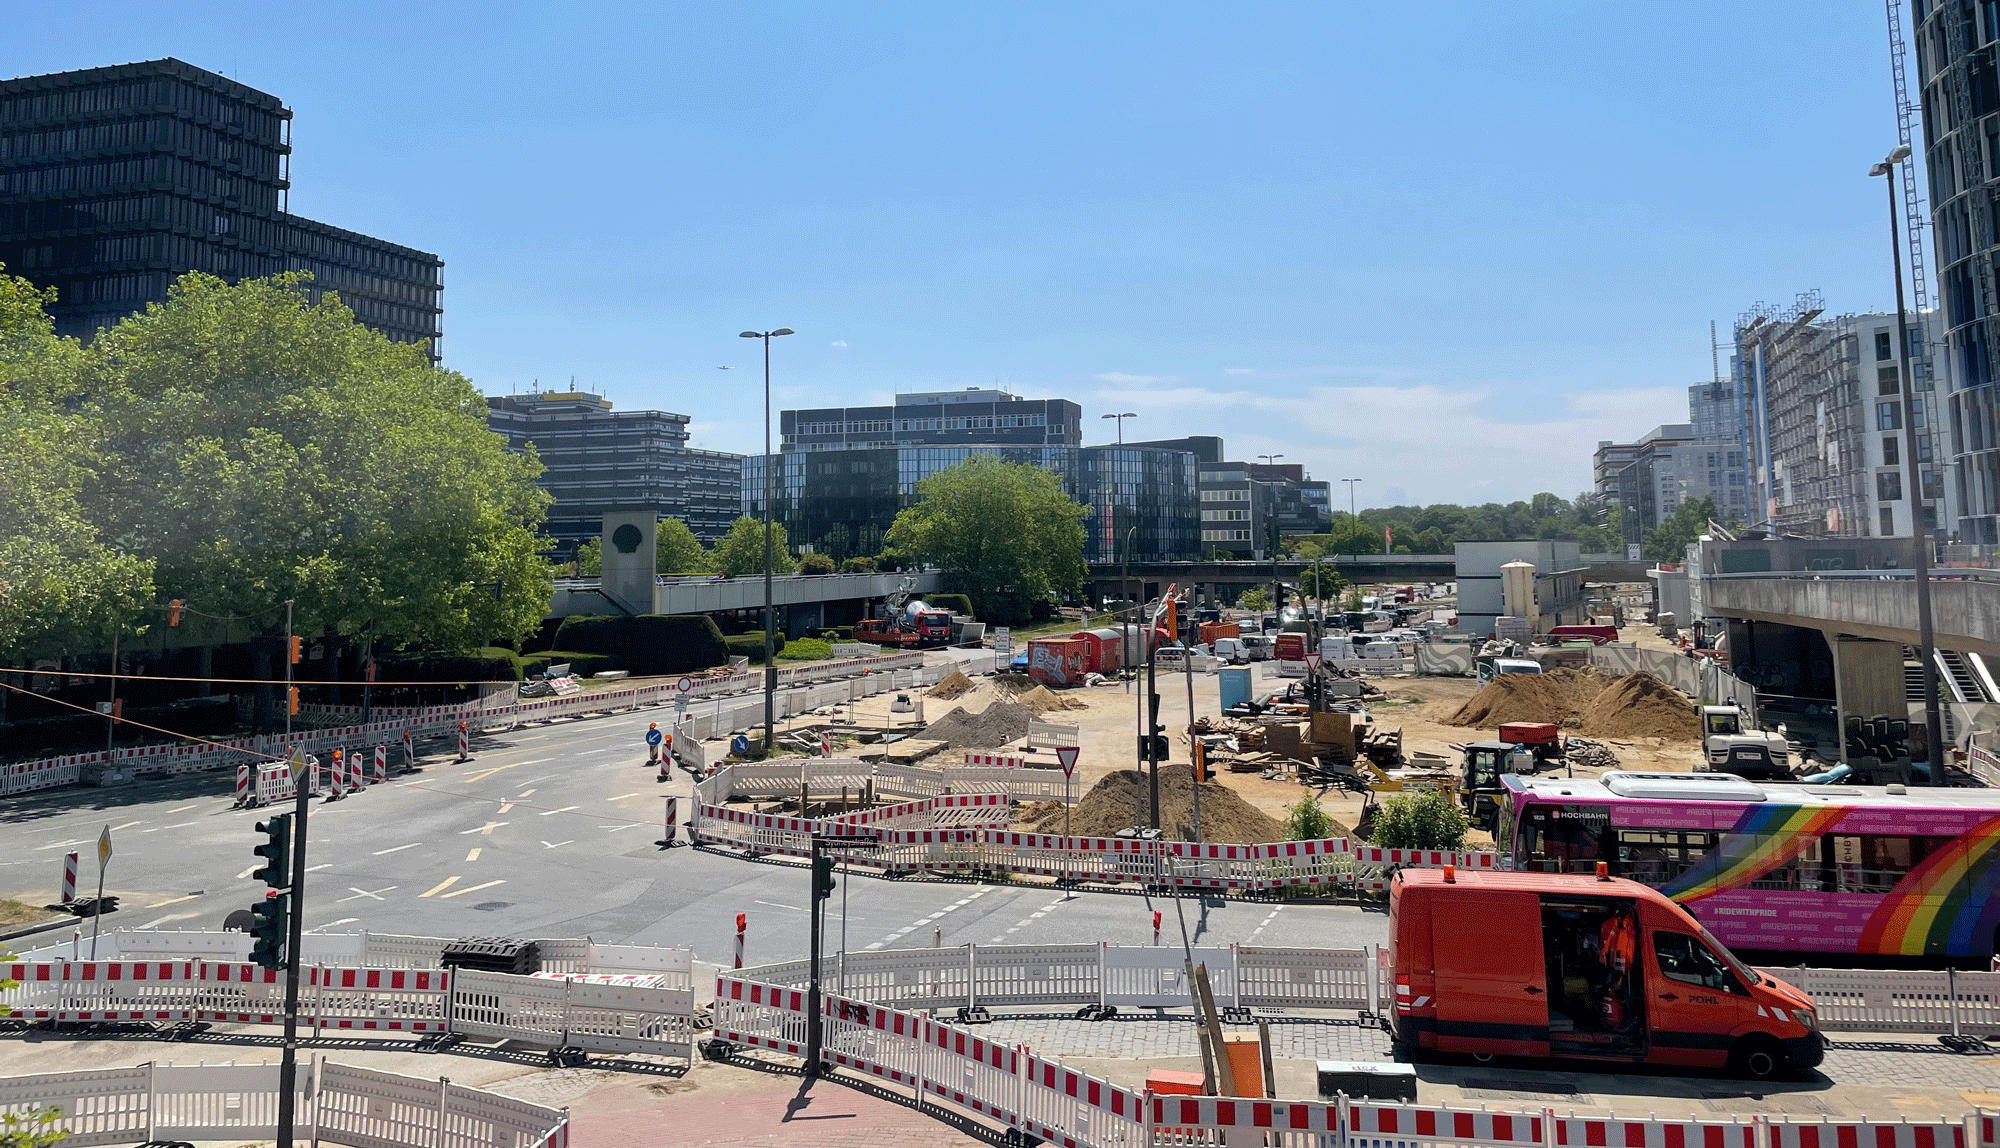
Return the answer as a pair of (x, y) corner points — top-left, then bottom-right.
(1026, 637), (1089, 687)
(1070, 628), (1130, 674)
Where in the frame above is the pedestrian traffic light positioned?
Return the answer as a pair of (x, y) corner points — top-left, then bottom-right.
(249, 892), (288, 971)
(288, 635), (302, 664)
(253, 813), (291, 889)
(811, 853), (837, 903)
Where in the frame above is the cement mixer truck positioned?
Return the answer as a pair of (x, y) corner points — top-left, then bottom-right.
(854, 584), (956, 649)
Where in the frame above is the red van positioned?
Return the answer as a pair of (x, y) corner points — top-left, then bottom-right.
(1388, 868), (1821, 1079)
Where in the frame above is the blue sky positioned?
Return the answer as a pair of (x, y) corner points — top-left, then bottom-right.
(13, 2), (1915, 506)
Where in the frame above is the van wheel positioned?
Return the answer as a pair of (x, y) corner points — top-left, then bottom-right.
(1727, 1036), (1789, 1080)
(1470, 1051), (1496, 1064)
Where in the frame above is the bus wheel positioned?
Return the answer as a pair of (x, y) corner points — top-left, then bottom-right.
(1727, 1036), (1789, 1080)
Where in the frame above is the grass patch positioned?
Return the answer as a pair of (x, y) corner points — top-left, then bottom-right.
(0, 899), (49, 928)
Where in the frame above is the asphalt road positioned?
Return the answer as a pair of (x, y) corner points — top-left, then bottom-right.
(0, 699), (1387, 968)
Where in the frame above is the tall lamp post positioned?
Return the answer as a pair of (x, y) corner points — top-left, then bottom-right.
(1102, 411), (1138, 443)
(1258, 455), (1284, 619)
(740, 328), (794, 753)
(1868, 147), (1945, 785)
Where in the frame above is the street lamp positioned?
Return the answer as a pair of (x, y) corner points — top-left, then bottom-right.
(1101, 412), (1138, 444)
(1340, 478), (1362, 518)
(740, 327), (794, 753)
(1258, 453), (1283, 466)
(1868, 146), (1945, 785)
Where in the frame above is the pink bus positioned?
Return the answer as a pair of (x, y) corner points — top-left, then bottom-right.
(1498, 771), (2000, 960)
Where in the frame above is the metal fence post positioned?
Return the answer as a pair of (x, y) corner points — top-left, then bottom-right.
(146, 1060), (156, 1143)
(1949, 967), (1961, 1041)
(436, 1076), (450, 1144)
(967, 943), (977, 1012)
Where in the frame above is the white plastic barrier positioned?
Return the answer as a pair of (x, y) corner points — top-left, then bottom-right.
(0, 1059), (568, 1148)
(1755, 966), (2000, 1037)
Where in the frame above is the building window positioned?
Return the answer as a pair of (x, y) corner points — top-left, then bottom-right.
(1880, 507), (1895, 536)
(1882, 434), (1899, 466)
(1876, 331), (1893, 361)
(1923, 469), (1944, 501)
(1878, 471), (1903, 501)
(1879, 366), (1900, 395)
(1877, 402), (1902, 430)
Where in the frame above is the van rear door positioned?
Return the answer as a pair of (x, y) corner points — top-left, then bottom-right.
(1431, 890), (1550, 1058)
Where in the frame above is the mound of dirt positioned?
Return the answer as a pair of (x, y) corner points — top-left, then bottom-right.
(1444, 667), (1611, 729)
(989, 673), (1040, 695)
(1026, 766), (1286, 843)
(919, 699), (1035, 749)
(928, 669), (976, 700)
(1581, 671), (1700, 740)
(1016, 685), (1088, 714)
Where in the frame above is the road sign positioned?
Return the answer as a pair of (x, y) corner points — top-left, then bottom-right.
(1054, 745), (1080, 777)
(1305, 653), (1322, 673)
(288, 749), (307, 776)
(675, 694), (690, 713)
(645, 727), (664, 747)
(97, 824), (113, 866)
(677, 676), (695, 693)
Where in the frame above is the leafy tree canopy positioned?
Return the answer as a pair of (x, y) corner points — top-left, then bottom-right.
(713, 516), (796, 577)
(1643, 495), (1731, 564)
(1292, 491), (1623, 556)
(884, 455), (1088, 622)
(655, 517), (710, 574)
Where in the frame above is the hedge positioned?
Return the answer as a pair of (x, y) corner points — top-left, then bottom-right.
(518, 650), (615, 679)
(1, 697), (239, 760)
(926, 593), (974, 619)
(380, 647), (523, 684)
(776, 637), (832, 662)
(724, 631), (786, 663)
(545, 614), (729, 676)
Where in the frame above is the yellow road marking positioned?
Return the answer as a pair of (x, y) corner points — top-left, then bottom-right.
(145, 894), (200, 908)
(419, 876), (460, 898)
(440, 880), (505, 900)
(466, 848), (481, 861)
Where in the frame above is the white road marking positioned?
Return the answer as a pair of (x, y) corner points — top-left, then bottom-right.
(236, 865), (259, 879)
(36, 839), (89, 851)
(109, 820), (146, 831)
(460, 821), (507, 835)
(337, 886), (396, 902)
(606, 792), (643, 801)
(538, 806), (578, 816)
(600, 823), (643, 832)
(540, 840), (572, 849)
(371, 843), (421, 856)
(440, 879), (504, 900)
(164, 803), (201, 815)
(304, 863), (331, 873)
(310, 918), (361, 931)
(754, 900), (804, 912)
(135, 911), (199, 929)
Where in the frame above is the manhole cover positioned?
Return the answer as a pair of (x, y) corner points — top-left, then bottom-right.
(471, 901), (512, 911)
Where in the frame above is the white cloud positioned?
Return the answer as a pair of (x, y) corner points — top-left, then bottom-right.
(1094, 371), (1173, 385)
(1084, 381), (1684, 504)
(830, 340), (849, 348)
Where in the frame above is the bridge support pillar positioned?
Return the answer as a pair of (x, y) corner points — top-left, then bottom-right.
(1830, 635), (1908, 766)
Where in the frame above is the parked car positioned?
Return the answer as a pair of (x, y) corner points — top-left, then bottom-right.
(1211, 637), (1248, 664)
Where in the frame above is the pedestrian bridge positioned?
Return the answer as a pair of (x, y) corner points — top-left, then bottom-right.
(547, 570), (942, 627)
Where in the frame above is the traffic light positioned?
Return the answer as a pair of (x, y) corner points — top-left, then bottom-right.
(168, 599), (182, 626)
(288, 686), (299, 715)
(811, 853), (837, 903)
(249, 892), (288, 970)
(253, 813), (291, 889)
(288, 635), (302, 664)
(1137, 735), (1169, 760)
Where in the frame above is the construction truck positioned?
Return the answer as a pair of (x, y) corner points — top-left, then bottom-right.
(854, 581), (956, 649)
(1457, 741), (1515, 830)
(1700, 705), (1791, 781)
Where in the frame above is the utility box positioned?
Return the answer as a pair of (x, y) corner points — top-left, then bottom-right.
(1316, 1060), (1417, 1102)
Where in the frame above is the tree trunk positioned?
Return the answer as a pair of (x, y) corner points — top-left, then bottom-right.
(321, 625), (342, 707)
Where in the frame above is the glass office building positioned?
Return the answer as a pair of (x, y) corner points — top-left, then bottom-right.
(743, 442), (1200, 564)
(487, 390), (745, 554)
(0, 58), (443, 354)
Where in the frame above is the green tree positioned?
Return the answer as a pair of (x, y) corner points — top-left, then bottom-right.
(798, 552), (836, 575)
(884, 455), (1088, 623)
(1284, 789), (1337, 841)
(1371, 789), (1469, 850)
(654, 517), (709, 573)
(1642, 496), (1720, 564)
(0, 267), (154, 664)
(1238, 587), (1269, 612)
(85, 273), (553, 728)
(840, 555), (878, 573)
(573, 538), (602, 577)
(712, 516), (796, 577)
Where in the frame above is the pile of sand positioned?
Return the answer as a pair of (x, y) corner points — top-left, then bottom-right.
(1025, 767), (1286, 843)
(989, 673), (1041, 695)
(919, 699), (1035, 749)
(1017, 685), (1088, 714)
(1446, 669), (1593, 728)
(1445, 667), (1698, 742)
(1580, 672), (1700, 741)
(928, 669), (977, 700)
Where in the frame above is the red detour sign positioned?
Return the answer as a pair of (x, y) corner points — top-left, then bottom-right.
(1054, 746), (1080, 777)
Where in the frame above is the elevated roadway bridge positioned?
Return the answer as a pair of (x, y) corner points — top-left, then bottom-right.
(1091, 553), (1644, 598)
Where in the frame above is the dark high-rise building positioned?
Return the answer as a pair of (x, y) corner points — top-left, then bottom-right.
(0, 58), (442, 354)
(486, 389), (744, 554)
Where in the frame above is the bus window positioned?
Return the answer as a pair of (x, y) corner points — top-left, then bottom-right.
(1520, 804), (1608, 873)
(1612, 829), (1715, 885)
(1829, 835), (1955, 894)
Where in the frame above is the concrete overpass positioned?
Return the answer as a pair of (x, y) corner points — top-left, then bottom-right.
(549, 571), (943, 636)
(1089, 553), (1645, 592)
(1704, 571), (2000, 658)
